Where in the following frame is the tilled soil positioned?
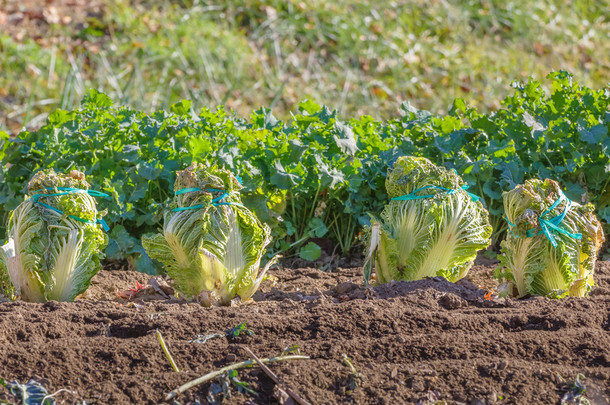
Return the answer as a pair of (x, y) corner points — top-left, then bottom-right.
(1, 262), (609, 405)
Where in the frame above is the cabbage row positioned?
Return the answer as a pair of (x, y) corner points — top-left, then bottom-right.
(2, 159), (602, 303)
(0, 71), (607, 273)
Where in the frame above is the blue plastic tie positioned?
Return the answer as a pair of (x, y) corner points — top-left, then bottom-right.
(391, 184), (480, 202)
(505, 191), (582, 247)
(30, 187), (110, 231)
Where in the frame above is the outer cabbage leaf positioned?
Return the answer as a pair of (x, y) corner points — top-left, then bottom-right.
(499, 179), (604, 298)
(364, 156), (492, 284)
(143, 163), (275, 306)
(0, 170), (107, 302)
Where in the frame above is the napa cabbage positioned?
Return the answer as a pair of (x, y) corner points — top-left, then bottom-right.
(142, 164), (275, 306)
(0, 170), (108, 302)
(363, 156), (492, 284)
(498, 179), (604, 298)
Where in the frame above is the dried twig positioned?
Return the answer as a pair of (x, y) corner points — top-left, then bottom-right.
(156, 329), (180, 372)
(244, 347), (312, 405)
(165, 354), (310, 401)
(41, 388), (77, 404)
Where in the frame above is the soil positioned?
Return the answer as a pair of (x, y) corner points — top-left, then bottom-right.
(1, 261), (609, 405)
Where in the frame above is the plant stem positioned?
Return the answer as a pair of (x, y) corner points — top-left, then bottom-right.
(156, 329), (180, 372)
(165, 354), (310, 401)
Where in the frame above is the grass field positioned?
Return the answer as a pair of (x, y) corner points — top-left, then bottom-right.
(1, 0), (609, 133)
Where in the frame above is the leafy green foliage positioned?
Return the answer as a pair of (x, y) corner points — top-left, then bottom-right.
(1, 73), (608, 270)
(498, 179), (604, 298)
(0, 170), (107, 302)
(225, 322), (254, 340)
(363, 157), (492, 283)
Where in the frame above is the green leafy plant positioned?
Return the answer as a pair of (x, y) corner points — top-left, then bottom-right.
(363, 156), (492, 284)
(498, 179), (604, 298)
(1, 72), (608, 270)
(142, 164), (276, 306)
(0, 170), (108, 302)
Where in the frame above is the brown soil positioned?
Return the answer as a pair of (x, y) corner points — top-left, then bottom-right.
(1, 262), (609, 405)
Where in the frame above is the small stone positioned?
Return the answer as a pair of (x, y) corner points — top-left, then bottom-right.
(226, 353), (236, 362)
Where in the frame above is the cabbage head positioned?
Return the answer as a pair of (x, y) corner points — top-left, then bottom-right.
(499, 179), (604, 298)
(364, 156), (492, 284)
(142, 164), (275, 306)
(0, 170), (108, 302)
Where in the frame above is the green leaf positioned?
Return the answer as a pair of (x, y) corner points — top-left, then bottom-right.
(299, 242), (322, 261)
(263, 109), (279, 129)
(309, 217), (328, 238)
(81, 88), (113, 108)
(119, 145), (141, 163)
(270, 160), (301, 189)
(46, 109), (72, 126)
(499, 160), (524, 189)
(599, 206), (610, 223)
(225, 322), (254, 338)
(288, 139), (308, 162)
(285, 221), (296, 236)
(298, 100), (321, 115)
(170, 99), (192, 116)
(333, 122), (358, 155)
(137, 161), (162, 181)
(580, 123), (608, 144)
(483, 178), (502, 200)
(106, 224), (136, 260)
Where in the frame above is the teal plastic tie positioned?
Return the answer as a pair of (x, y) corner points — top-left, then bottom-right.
(174, 187), (200, 195)
(30, 187), (110, 231)
(172, 187), (241, 212)
(505, 191), (582, 247)
(391, 184), (480, 202)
